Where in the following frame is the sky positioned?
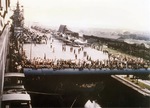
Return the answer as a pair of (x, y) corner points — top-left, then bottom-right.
(11, 0), (150, 32)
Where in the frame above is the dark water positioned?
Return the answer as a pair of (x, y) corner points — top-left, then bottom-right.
(24, 74), (150, 107)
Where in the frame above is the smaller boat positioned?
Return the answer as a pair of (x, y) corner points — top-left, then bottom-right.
(2, 72), (32, 108)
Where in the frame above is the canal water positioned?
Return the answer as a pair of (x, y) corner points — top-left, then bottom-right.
(24, 74), (150, 107)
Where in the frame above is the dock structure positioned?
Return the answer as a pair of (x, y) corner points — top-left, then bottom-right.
(112, 75), (150, 96)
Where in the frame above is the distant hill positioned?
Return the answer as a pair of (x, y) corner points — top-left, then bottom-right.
(78, 28), (150, 40)
(118, 33), (150, 41)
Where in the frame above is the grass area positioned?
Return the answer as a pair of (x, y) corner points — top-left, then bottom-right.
(107, 48), (137, 59)
(125, 77), (150, 90)
(93, 43), (142, 59)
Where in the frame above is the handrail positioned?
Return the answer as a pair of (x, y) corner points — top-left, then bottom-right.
(24, 68), (150, 75)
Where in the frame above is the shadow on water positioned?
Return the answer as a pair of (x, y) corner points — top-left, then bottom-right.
(24, 74), (150, 107)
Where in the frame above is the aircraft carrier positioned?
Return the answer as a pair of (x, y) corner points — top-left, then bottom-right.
(0, 0), (150, 107)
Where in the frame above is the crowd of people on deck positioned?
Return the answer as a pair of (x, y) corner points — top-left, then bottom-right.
(23, 50), (150, 70)
(21, 28), (49, 44)
(9, 36), (24, 72)
(31, 25), (51, 34)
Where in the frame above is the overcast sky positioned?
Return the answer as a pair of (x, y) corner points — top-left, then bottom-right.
(11, 0), (150, 32)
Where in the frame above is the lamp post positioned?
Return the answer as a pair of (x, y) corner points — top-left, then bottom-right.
(30, 41), (32, 61)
